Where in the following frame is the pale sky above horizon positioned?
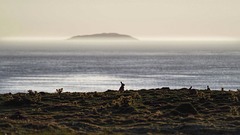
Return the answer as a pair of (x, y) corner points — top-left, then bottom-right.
(0, 0), (240, 40)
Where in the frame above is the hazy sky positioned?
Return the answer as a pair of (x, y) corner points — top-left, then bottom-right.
(0, 0), (239, 40)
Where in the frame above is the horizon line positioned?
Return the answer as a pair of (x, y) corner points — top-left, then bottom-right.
(0, 36), (239, 42)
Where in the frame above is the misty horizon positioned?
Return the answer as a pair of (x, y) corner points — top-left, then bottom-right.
(0, 39), (240, 52)
(0, 33), (240, 42)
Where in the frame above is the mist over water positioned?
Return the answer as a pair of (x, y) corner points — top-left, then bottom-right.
(1, 40), (240, 51)
(0, 40), (240, 93)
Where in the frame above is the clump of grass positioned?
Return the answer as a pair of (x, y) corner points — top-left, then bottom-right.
(92, 107), (98, 114)
(6, 92), (13, 101)
(26, 90), (42, 103)
(230, 106), (239, 116)
(119, 96), (135, 107)
(4, 94), (37, 106)
(110, 95), (138, 113)
(153, 110), (163, 117)
(9, 111), (27, 120)
(34, 92), (42, 103)
(133, 92), (142, 100)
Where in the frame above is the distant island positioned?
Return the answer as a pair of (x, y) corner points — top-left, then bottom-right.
(69, 33), (138, 41)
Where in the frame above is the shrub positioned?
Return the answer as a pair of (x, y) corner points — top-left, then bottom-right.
(28, 90), (34, 95)
(27, 91), (42, 103)
(7, 93), (13, 101)
(4, 95), (35, 106)
(118, 96), (134, 107)
(112, 100), (121, 109)
(133, 92), (142, 100)
(56, 88), (63, 98)
(88, 94), (94, 99)
(35, 93), (42, 103)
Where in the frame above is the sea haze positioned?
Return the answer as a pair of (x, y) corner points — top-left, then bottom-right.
(0, 40), (240, 93)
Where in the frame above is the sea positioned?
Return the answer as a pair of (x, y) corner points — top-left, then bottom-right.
(0, 40), (240, 93)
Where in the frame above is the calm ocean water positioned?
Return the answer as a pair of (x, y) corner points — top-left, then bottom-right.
(0, 41), (240, 93)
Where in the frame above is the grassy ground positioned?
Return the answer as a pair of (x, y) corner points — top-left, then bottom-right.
(1, 88), (240, 135)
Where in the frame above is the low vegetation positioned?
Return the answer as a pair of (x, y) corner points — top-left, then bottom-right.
(1, 88), (240, 134)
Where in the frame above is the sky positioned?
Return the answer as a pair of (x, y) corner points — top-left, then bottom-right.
(0, 0), (240, 40)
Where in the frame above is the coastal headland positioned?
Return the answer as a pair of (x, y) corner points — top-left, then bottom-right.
(1, 88), (240, 134)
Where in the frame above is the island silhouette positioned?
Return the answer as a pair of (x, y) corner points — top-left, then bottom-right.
(69, 33), (138, 41)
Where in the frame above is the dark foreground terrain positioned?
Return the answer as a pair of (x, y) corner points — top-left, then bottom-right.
(1, 88), (240, 135)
